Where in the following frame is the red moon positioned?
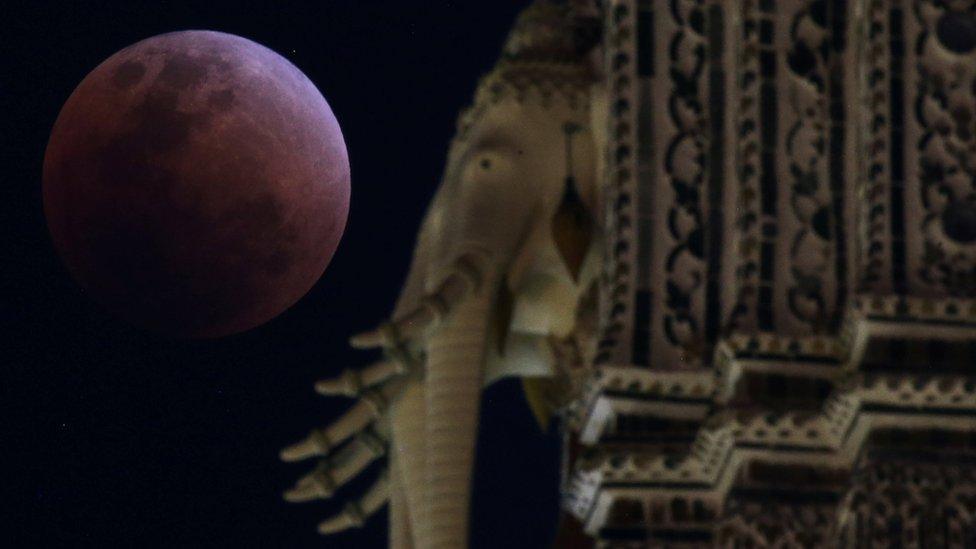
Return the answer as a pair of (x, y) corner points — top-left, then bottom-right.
(43, 31), (350, 338)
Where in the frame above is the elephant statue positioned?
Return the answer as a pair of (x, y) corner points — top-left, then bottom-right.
(281, 2), (605, 547)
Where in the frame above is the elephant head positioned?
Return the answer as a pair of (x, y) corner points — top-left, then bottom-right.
(281, 2), (605, 547)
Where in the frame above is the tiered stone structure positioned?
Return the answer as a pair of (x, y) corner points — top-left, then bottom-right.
(565, 0), (976, 546)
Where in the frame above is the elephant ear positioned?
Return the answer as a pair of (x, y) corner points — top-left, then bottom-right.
(552, 175), (594, 282)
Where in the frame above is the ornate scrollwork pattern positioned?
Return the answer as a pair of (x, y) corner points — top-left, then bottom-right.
(728, 0), (765, 334)
(652, 0), (711, 367)
(911, 0), (976, 296)
(856, 0), (896, 293)
(782, 0), (841, 330)
(595, 0), (639, 366)
(717, 501), (838, 547)
(840, 457), (976, 547)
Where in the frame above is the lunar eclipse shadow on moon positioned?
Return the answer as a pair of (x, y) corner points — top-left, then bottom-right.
(43, 30), (350, 338)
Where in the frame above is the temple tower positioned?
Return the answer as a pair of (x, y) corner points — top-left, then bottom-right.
(565, 0), (976, 546)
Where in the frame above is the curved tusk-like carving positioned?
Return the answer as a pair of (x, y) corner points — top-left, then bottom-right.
(280, 378), (407, 462)
(314, 359), (406, 397)
(316, 472), (389, 535)
(283, 426), (388, 502)
(348, 253), (485, 350)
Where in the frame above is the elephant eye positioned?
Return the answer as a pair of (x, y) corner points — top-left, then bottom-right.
(480, 158), (492, 169)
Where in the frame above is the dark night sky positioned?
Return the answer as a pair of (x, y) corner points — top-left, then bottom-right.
(5, 1), (565, 547)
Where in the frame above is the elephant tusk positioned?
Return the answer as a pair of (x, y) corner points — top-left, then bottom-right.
(349, 252), (486, 350)
(315, 359), (406, 397)
(283, 426), (387, 502)
(316, 471), (389, 535)
(280, 377), (406, 462)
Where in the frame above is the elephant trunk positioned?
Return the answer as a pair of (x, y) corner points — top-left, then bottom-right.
(388, 451), (413, 549)
(420, 272), (497, 548)
(390, 381), (426, 548)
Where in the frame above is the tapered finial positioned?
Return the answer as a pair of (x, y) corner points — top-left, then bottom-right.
(501, 0), (602, 63)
